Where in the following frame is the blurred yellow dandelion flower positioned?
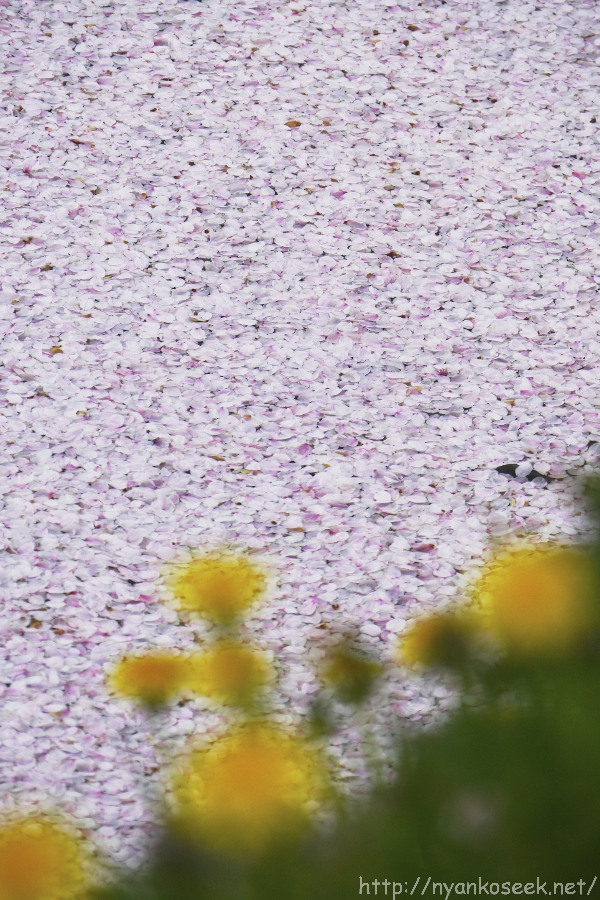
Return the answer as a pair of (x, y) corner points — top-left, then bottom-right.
(0, 814), (92, 900)
(162, 550), (269, 625)
(398, 611), (475, 670)
(187, 641), (272, 706)
(167, 723), (329, 856)
(464, 541), (599, 656)
(106, 651), (190, 709)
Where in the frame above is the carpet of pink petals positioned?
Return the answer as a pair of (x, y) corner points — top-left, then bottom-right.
(1, 0), (600, 873)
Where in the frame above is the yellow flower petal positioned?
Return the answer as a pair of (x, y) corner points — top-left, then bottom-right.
(167, 724), (329, 856)
(465, 541), (599, 656)
(187, 641), (272, 705)
(0, 814), (92, 900)
(161, 549), (271, 625)
(106, 652), (189, 708)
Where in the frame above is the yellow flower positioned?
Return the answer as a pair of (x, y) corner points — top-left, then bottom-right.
(106, 651), (190, 709)
(398, 611), (475, 670)
(166, 723), (329, 857)
(0, 814), (92, 900)
(464, 540), (599, 657)
(161, 549), (270, 625)
(187, 641), (272, 706)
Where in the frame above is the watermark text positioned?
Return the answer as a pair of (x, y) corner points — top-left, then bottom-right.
(358, 877), (598, 898)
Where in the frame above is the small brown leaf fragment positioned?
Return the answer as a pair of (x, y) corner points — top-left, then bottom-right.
(285, 120), (302, 128)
